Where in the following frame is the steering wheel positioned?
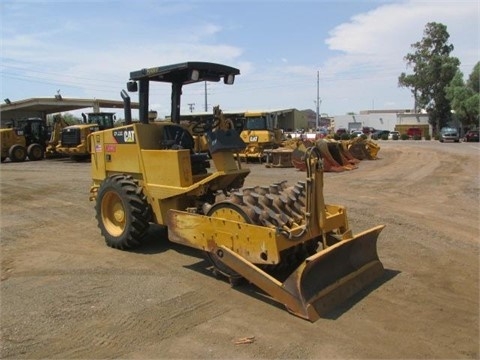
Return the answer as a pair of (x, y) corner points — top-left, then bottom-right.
(191, 118), (221, 135)
(160, 125), (195, 150)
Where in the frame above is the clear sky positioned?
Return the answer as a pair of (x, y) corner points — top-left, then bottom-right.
(1, 0), (478, 119)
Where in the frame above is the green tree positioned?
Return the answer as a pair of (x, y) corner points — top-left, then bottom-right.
(62, 113), (82, 124)
(445, 62), (480, 129)
(468, 62), (480, 93)
(398, 22), (460, 132)
(46, 112), (82, 125)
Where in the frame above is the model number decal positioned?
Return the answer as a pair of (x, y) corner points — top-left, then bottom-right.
(113, 127), (136, 144)
(249, 136), (258, 142)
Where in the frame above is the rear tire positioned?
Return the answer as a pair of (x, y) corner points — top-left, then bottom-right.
(95, 174), (151, 250)
(8, 144), (27, 162)
(27, 143), (44, 161)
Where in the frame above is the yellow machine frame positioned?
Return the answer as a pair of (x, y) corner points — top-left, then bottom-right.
(237, 111), (283, 162)
(89, 62), (385, 321)
(57, 112), (116, 159)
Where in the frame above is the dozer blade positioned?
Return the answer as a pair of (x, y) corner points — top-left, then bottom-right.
(283, 224), (385, 321)
(215, 225), (384, 322)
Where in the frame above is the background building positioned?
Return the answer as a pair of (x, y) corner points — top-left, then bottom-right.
(332, 109), (430, 135)
(0, 97), (138, 127)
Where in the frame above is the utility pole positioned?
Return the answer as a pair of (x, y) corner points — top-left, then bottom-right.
(188, 103), (195, 113)
(204, 81), (208, 112)
(316, 71), (319, 130)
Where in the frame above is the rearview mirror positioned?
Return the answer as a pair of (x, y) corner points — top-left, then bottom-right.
(127, 81), (138, 92)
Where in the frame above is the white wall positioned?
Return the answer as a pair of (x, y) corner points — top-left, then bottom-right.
(332, 113), (397, 132)
(397, 113), (429, 125)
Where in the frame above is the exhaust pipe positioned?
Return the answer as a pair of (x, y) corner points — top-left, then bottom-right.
(121, 90), (132, 125)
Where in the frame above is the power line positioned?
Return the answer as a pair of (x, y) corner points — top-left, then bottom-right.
(0, 64), (121, 84)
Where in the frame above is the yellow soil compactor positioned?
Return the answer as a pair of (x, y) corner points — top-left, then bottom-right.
(89, 62), (384, 321)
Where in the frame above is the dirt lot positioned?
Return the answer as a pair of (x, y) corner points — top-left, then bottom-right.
(1, 140), (479, 359)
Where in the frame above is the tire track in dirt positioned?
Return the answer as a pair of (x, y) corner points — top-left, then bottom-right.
(331, 143), (478, 242)
(27, 288), (229, 359)
(1, 143), (478, 359)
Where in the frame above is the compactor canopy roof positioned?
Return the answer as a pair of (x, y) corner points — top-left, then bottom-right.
(129, 62), (240, 84)
(128, 62), (240, 124)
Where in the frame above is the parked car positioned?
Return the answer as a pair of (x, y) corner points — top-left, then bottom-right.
(336, 128), (347, 136)
(362, 126), (375, 135)
(439, 127), (460, 143)
(388, 131), (400, 140)
(464, 130), (479, 142)
(407, 127), (422, 139)
(371, 130), (390, 140)
(351, 130), (363, 137)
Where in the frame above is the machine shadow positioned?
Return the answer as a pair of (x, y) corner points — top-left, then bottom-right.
(322, 268), (400, 320)
(184, 255), (401, 322)
(131, 224), (170, 254)
(183, 260), (287, 312)
(133, 225), (401, 322)
(132, 224), (208, 262)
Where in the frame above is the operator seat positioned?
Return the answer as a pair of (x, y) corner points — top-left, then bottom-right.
(160, 124), (194, 150)
(160, 124), (209, 175)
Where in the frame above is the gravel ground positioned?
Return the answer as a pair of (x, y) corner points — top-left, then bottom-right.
(1, 140), (478, 359)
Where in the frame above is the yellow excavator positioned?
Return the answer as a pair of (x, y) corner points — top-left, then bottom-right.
(45, 114), (69, 158)
(237, 111), (284, 162)
(88, 62), (384, 321)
